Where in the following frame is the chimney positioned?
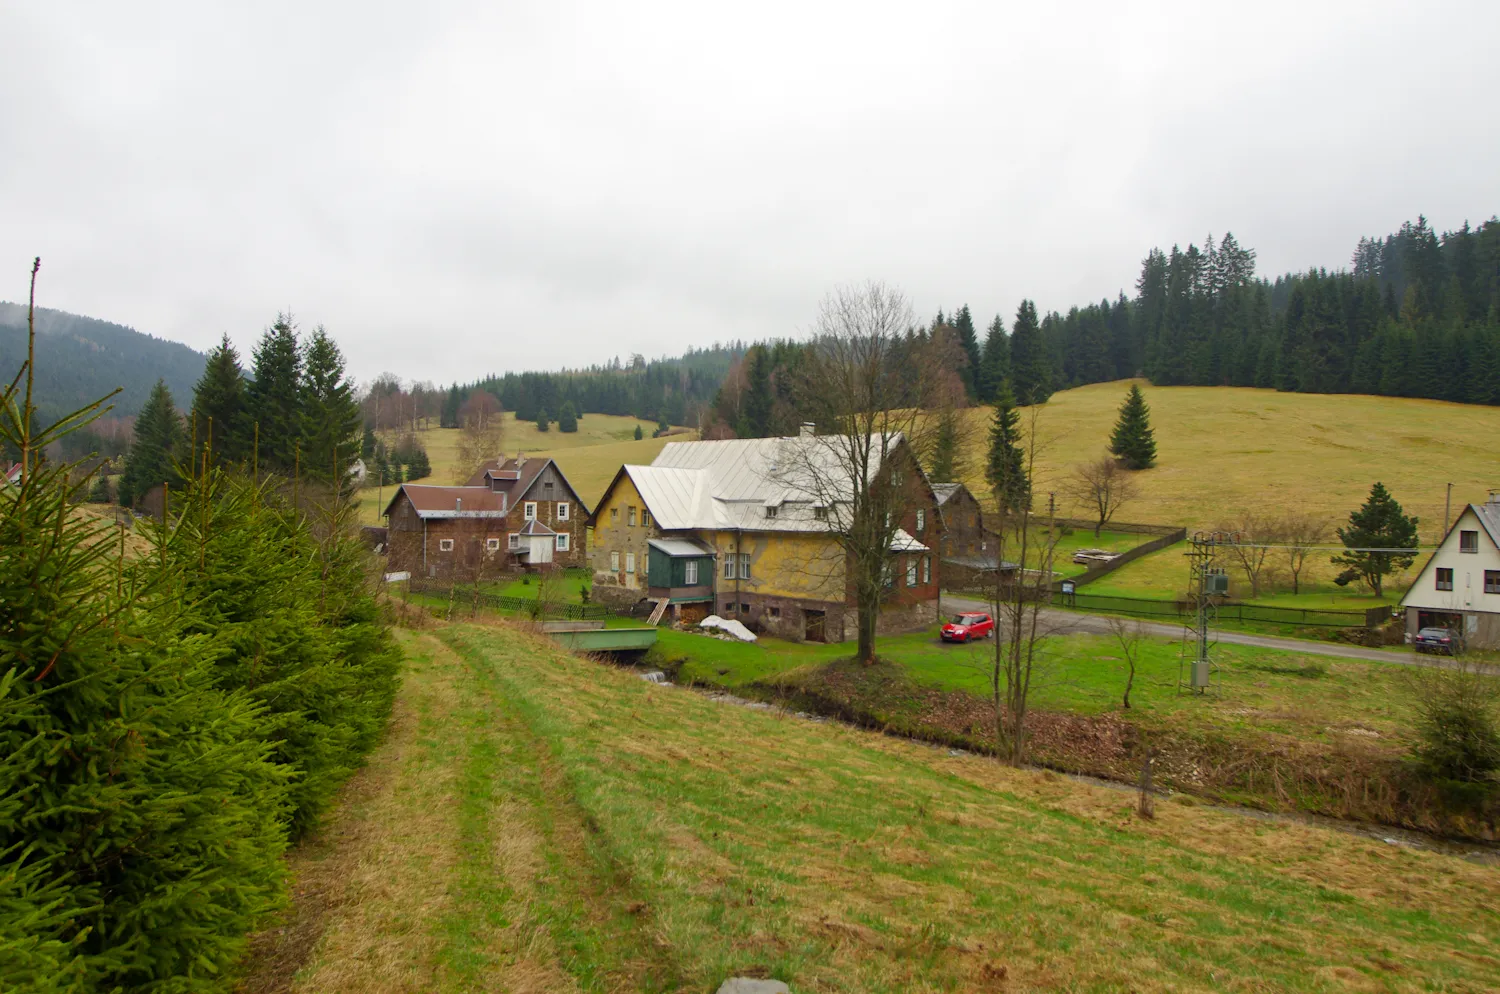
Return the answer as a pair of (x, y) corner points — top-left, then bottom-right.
(800, 422), (815, 438)
(456, 497), (462, 513)
(1488, 489), (1500, 506)
(516, 452), (527, 469)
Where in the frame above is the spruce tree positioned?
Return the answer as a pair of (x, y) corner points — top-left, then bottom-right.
(118, 379), (183, 508)
(88, 472), (112, 504)
(985, 383), (1030, 515)
(1008, 300), (1052, 405)
(1331, 482), (1419, 597)
(247, 315), (303, 474)
(300, 327), (361, 485)
(977, 316), (1009, 403)
(191, 334), (251, 466)
(405, 445), (432, 480)
(1108, 384), (1157, 469)
(952, 305), (981, 399)
(634, 424), (644, 440)
(927, 408), (961, 483)
(558, 400), (578, 433)
(360, 425), (377, 460)
(536, 408), (549, 432)
(737, 345), (773, 437)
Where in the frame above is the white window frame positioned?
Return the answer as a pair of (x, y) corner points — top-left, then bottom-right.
(557, 501), (570, 521)
(738, 552), (751, 579)
(813, 505), (828, 521)
(555, 533), (570, 552)
(486, 537), (500, 551)
(610, 550), (620, 571)
(524, 501), (537, 521)
(610, 507), (618, 523)
(916, 508), (925, 532)
(922, 556), (931, 584)
(625, 552), (636, 574)
(685, 560), (699, 585)
(508, 533), (520, 551)
(906, 558), (917, 586)
(628, 506), (638, 526)
(765, 505), (778, 519)
(643, 510), (652, 527)
(438, 538), (454, 552)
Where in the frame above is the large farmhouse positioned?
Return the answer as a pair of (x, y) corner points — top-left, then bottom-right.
(589, 428), (943, 641)
(383, 455), (589, 578)
(1398, 492), (1500, 649)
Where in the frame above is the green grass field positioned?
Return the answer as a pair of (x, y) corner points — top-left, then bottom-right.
(239, 624), (1500, 992)
(952, 380), (1500, 540)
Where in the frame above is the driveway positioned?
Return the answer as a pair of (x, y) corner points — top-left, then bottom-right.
(939, 594), (1419, 666)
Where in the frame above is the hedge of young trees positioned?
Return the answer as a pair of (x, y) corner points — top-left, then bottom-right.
(2, 337), (397, 991)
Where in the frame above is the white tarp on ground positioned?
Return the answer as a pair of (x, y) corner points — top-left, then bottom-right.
(699, 615), (758, 642)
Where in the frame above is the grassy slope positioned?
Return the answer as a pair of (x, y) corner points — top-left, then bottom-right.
(244, 624), (1500, 993)
(959, 380), (1500, 538)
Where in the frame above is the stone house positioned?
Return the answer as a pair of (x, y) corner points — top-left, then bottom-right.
(589, 429), (942, 640)
(383, 455), (589, 578)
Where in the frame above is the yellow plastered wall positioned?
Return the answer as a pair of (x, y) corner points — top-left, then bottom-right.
(713, 529), (845, 603)
(592, 472), (652, 590)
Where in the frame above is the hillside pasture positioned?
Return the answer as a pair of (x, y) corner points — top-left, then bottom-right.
(242, 624), (1500, 993)
(954, 380), (1500, 541)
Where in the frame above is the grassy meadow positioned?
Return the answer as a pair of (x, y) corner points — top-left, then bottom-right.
(241, 623), (1500, 993)
(952, 380), (1499, 540)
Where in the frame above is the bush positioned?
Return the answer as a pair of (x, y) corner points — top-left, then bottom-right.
(1407, 658), (1500, 786)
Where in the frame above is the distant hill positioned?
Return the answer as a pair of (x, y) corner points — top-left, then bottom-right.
(0, 302), (205, 420)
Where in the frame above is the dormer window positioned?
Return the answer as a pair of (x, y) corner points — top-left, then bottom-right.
(765, 505), (778, 519)
(813, 506), (827, 521)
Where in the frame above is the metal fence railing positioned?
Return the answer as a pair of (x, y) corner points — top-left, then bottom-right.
(1059, 590), (1377, 628)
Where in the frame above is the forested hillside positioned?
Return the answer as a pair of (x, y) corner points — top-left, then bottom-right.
(0, 302), (205, 421)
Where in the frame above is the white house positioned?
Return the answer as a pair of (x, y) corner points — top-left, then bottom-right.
(1398, 492), (1500, 649)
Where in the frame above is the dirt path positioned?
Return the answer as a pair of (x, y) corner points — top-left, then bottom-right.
(941, 593), (1425, 665)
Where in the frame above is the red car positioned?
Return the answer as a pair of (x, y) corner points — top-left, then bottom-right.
(942, 612), (994, 643)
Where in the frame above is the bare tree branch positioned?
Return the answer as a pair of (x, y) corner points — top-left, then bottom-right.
(1064, 455), (1139, 538)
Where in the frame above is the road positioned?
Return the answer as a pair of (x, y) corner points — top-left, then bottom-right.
(939, 594), (1423, 666)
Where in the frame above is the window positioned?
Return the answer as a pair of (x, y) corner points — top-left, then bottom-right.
(906, 558), (918, 586)
(685, 560), (699, 585)
(628, 506), (637, 527)
(524, 501), (537, 521)
(738, 553), (752, 579)
(1436, 567), (1453, 591)
(643, 510), (652, 527)
(724, 602), (735, 614)
(557, 502), (569, 521)
(923, 556), (931, 584)
(882, 563), (893, 588)
(765, 505), (778, 519)
(1460, 530), (1479, 553)
(544, 481), (554, 493)
(625, 552), (635, 574)
(508, 533), (520, 550)
(486, 537), (500, 551)
(438, 538), (454, 552)
(768, 606), (780, 619)
(813, 506), (827, 521)
(1486, 570), (1500, 595)
(610, 551), (620, 571)
(555, 533), (570, 552)
(740, 602), (750, 613)
(723, 555), (735, 579)
(916, 509), (925, 533)
(610, 507), (618, 523)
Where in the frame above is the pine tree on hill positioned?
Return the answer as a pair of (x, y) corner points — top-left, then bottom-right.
(737, 345), (773, 437)
(1331, 482), (1419, 596)
(953, 305), (981, 400)
(536, 408), (549, 432)
(1008, 300), (1051, 405)
(558, 400), (578, 433)
(248, 315), (303, 474)
(88, 473), (112, 504)
(927, 409), (960, 483)
(986, 383), (1030, 515)
(118, 379), (183, 508)
(977, 316), (1009, 403)
(1108, 384), (1157, 469)
(405, 444), (432, 481)
(634, 424), (644, 440)
(191, 334), (250, 466)
(300, 327), (361, 484)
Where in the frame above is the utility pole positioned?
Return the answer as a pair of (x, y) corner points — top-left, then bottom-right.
(1444, 482), (1453, 537)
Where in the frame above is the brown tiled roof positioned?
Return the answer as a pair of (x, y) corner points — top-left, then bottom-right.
(464, 456), (549, 498)
(382, 484), (508, 518)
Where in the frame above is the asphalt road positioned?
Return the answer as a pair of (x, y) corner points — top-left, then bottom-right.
(939, 594), (1423, 666)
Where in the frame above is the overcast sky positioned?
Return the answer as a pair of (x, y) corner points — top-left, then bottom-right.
(2, 1), (1497, 386)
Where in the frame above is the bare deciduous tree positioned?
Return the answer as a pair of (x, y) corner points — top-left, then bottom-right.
(779, 282), (945, 665)
(1107, 615), (1148, 709)
(988, 404), (1065, 765)
(1065, 455), (1139, 538)
(455, 391), (506, 482)
(1220, 514), (1275, 598)
(1279, 511), (1329, 595)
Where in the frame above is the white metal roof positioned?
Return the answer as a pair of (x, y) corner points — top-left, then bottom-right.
(647, 537), (716, 557)
(888, 528), (929, 553)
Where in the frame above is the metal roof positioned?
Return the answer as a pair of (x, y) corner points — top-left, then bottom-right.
(888, 528), (929, 553)
(931, 483), (963, 506)
(384, 484), (508, 519)
(517, 518), (556, 536)
(647, 537), (716, 558)
(1475, 500), (1500, 549)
